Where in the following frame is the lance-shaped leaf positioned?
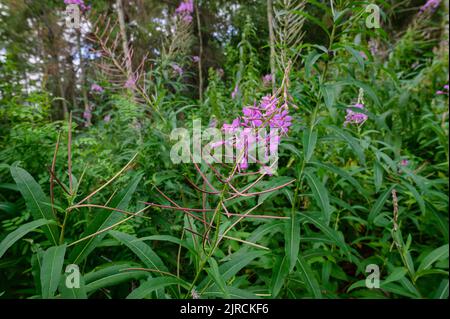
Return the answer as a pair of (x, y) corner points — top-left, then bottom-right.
(0, 219), (56, 259)
(303, 130), (318, 163)
(304, 170), (332, 225)
(368, 184), (396, 224)
(41, 244), (66, 299)
(297, 255), (322, 298)
(109, 231), (168, 273)
(285, 215), (300, 272)
(69, 173), (143, 264)
(127, 277), (189, 299)
(10, 166), (59, 245)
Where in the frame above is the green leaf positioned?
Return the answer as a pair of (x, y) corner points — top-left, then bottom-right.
(84, 263), (141, 284)
(197, 250), (267, 292)
(280, 143), (302, 158)
(202, 287), (260, 299)
(368, 184), (396, 224)
(303, 130), (318, 163)
(433, 279), (449, 299)
(85, 270), (147, 294)
(10, 166), (59, 245)
(304, 50), (323, 78)
(285, 216), (300, 272)
(380, 282), (418, 298)
(0, 219), (56, 259)
(321, 84), (338, 117)
(109, 231), (168, 272)
(417, 244), (449, 273)
(69, 173), (142, 264)
(427, 202), (449, 243)
(270, 255), (289, 298)
(329, 126), (366, 165)
(221, 251), (267, 281)
(59, 269), (87, 299)
(374, 162), (383, 193)
(31, 250), (44, 294)
(206, 258), (229, 298)
(383, 267), (407, 285)
(347, 279), (367, 292)
(41, 244), (66, 299)
(257, 176), (294, 205)
(292, 10), (330, 37)
(343, 45), (365, 71)
(401, 182), (426, 215)
(297, 255), (322, 298)
(126, 277), (188, 299)
(311, 161), (367, 198)
(298, 212), (349, 255)
(337, 79), (381, 107)
(304, 170), (332, 225)
(137, 235), (196, 256)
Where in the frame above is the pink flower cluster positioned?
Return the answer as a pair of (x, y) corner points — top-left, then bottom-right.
(124, 76), (136, 89)
(262, 74), (273, 86)
(419, 0), (441, 13)
(436, 84), (449, 95)
(175, 0), (194, 23)
(83, 110), (92, 121)
(90, 83), (103, 93)
(171, 63), (184, 76)
(368, 40), (379, 57)
(344, 103), (368, 126)
(64, 0), (90, 12)
(219, 95), (292, 171)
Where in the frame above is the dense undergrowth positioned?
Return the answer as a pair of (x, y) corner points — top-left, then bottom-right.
(0, 0), (448, 299)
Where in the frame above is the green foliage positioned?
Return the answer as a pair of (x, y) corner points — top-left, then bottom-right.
(0, 0), (448, 300)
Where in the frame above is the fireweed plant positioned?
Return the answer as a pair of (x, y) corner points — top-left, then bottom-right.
(0, 0), (448, 299)
(147, 66), (296, 297)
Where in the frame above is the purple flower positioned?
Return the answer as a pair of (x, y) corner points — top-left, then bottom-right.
(368, 40), (378, 57)
(239, 156), (248, 170)
(124, 76), (136, 89)
(64, 0), (90, 12)
(218, 94), (293, 171)
(260, 165), (274, 176)
(419, 0), (441, 13)
(64, 0), (82, 4)
(262, 74), (273, 86)
(90, 83), (103, 93)
(209, 117), (217, 128)
(175, 0), (194, 14)
(104, 114), (111, 123)
(182, 15), (193, 23)
(436, 83), (449, 95)
(231, 85), (239, 99)
(83, 110), (92, 121)
(222, 117), (241, 134)
(175, 0), (193, 23)
(192, 55), (200, 63)
(400, 159), (409, 166)
(344, 103), (368, 126)
(171, 63), (184, 76)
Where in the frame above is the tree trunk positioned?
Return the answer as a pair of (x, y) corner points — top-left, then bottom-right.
(267, 0), (276, 93)
(195, 0), (204, 102)
(56, 63), (68, 120)
(116, 0), (133, 79)
(76, 30), (90, 126)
